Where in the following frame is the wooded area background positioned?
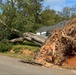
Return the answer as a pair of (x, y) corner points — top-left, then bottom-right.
(0, 0), (76, 40)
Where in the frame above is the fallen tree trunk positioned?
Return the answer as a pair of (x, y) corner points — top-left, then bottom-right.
(35, 16), (76, 66)
(23, 32), (47, 46)
(9, 37), (24, 43)
(9, 32), (47, 46)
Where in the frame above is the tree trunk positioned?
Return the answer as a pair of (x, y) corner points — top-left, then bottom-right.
(9, 32), (47, 46)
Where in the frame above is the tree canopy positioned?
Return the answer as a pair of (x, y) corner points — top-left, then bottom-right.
(0, 0), (76, 40)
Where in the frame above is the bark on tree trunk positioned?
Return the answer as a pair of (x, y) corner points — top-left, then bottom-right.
(9, 32), (47, 46)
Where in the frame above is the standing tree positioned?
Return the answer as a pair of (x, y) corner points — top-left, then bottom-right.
(58, 6), (76, 19)
(40, 7), (64, 26)
(0, 0), (44, 39)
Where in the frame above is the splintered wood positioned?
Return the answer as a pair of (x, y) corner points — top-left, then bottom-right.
(35, 16), (76, 67)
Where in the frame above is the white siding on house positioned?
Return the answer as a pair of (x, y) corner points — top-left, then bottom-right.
(41, 32), (46, 34)
(36, 32), (40, 35)
(36, 31), (46, 36)
(41, 32), (46, 36)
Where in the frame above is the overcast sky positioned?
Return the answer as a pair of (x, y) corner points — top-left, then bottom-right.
(43, 0), (76, 11)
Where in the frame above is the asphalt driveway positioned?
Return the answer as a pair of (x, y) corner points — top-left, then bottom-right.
(0, 55), (76, 75)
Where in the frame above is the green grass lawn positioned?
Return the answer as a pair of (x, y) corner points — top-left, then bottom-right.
(0, 44), (40, 60)
(12, 44), (40, 53)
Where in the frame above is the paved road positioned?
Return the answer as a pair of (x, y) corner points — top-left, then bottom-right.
(0, 55), (76, 75)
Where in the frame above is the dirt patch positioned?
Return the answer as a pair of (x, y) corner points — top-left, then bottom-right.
(9, 50), (15, 54)
(62, 55), (76, 67)
(19, 49), (33, 55)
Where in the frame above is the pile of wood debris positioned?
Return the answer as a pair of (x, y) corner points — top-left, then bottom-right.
(35, 16), (76, 67)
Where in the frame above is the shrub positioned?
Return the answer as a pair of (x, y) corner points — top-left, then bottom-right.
(0, 40), (12, 52)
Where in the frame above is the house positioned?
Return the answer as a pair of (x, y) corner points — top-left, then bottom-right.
(36, 20), (69, 36)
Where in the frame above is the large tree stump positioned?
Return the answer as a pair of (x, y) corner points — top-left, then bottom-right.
(35, 16), (76, 66)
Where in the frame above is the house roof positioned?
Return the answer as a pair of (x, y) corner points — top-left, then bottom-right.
(37, 20), (69, 32)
